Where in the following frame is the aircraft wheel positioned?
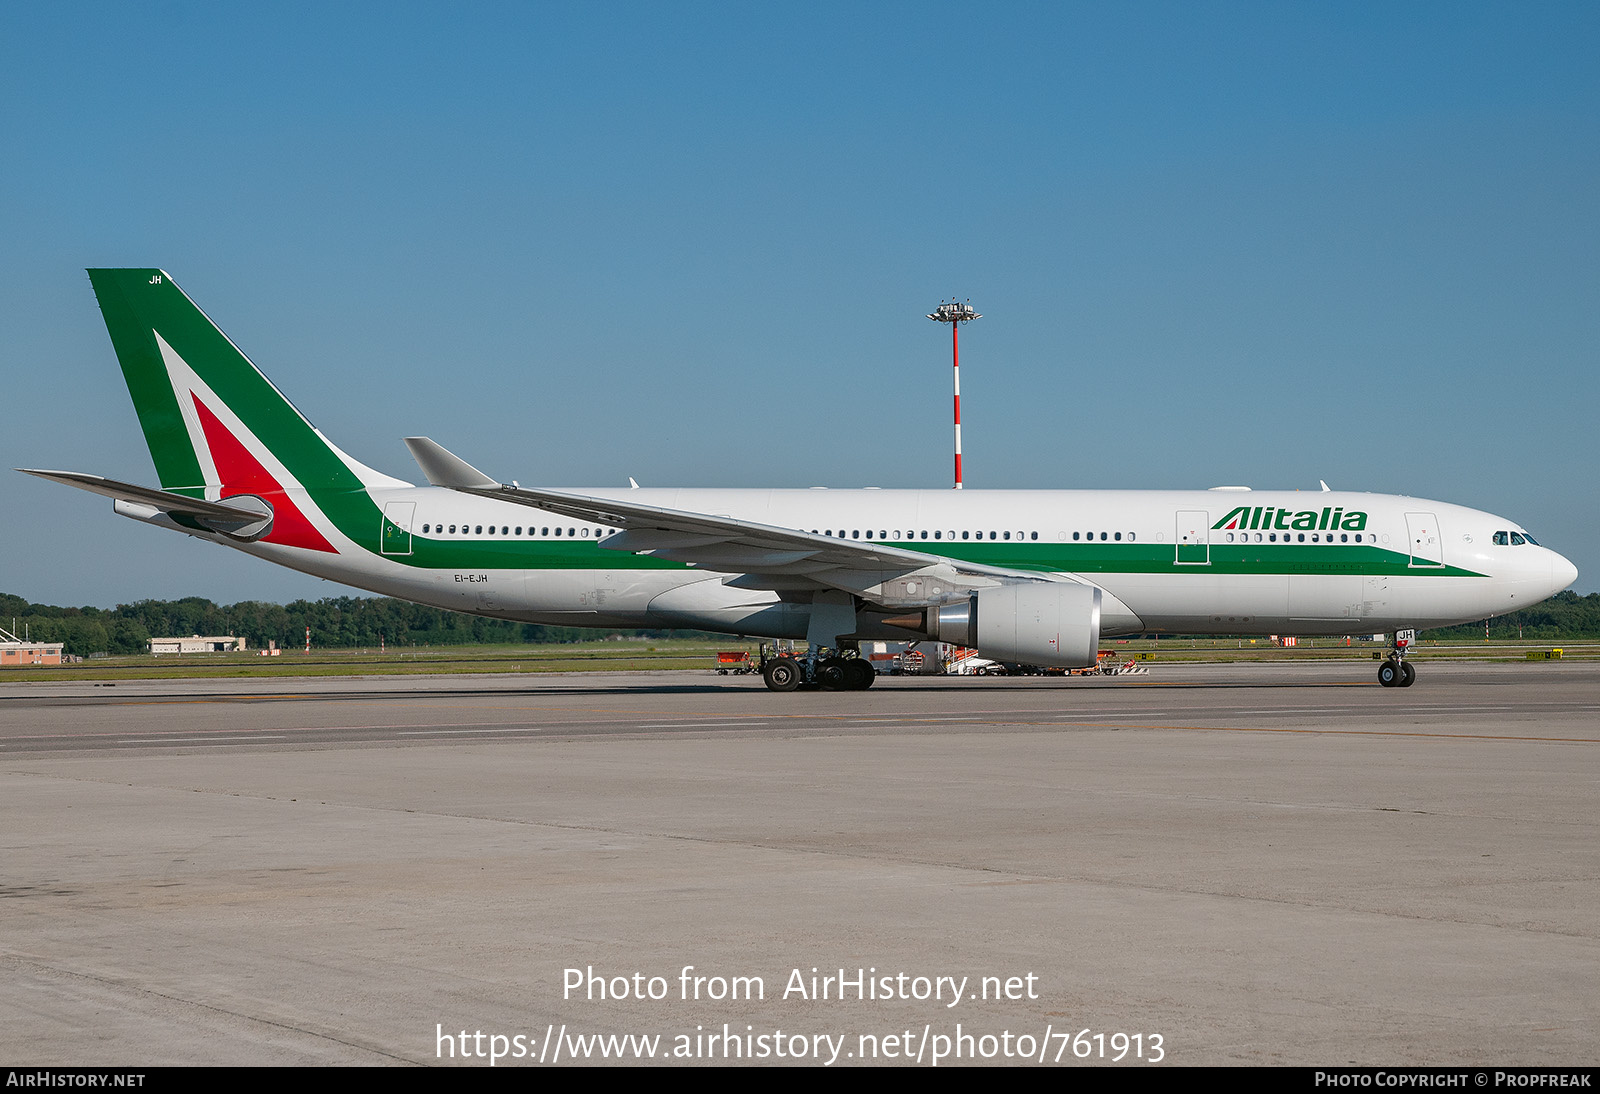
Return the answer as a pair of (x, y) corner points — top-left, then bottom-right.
(1377, 662), (1399, 688)
(816, 657), (848, 690)
(762, 658), (801, 693)
(1399, 661), (1416, 688)
(843, 659), (875, 690)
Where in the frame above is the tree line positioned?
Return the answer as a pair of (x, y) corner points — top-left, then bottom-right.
(1419, 590), (1600, 642)
(2, 590), (1595, 659)
(0, 592), (704, 657)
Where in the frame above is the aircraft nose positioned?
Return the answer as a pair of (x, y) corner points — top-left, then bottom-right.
(1550, 551), (1578, 595)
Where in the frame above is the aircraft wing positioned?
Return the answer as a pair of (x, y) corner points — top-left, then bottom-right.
(404, 438), (1061, 608)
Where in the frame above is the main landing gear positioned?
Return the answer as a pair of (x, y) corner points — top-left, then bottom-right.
(760, 591), (875, 692)
(759, 646), (875, 692)
(1378, 629), (1417, 688)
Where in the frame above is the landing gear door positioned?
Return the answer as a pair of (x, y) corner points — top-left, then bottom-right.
(1405, 512), (1443, 568)
(381, 501), (415, 556)
(1176, 510), (1210, 565)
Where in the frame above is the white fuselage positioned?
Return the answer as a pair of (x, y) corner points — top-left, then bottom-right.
(184, 486), (1576, 640)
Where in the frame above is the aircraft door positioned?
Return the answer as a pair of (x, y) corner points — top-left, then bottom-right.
(1176, 510), (1210, 565)
(1405, 512), (1444, 568)
(381, 501), (415, 556)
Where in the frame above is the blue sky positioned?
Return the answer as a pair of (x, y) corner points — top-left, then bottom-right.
(4, 2), (1596, 605)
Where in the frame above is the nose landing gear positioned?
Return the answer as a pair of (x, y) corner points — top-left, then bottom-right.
(1378, 630), (1417, 688)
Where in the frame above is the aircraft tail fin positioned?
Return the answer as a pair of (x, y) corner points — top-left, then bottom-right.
(86, 269), (405, 500)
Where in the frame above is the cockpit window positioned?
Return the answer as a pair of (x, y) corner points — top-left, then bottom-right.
(1510, 532), (1527, 546)
(1522, 532), (1540, 545)
(1493, 531), (1509, 546)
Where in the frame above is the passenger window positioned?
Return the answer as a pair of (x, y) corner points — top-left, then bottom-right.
(1115, 532), (1122, 541)
(1100, 532), (1108, 541)
(1030, 532), (1038, 541)
(475, 525), (483, 535)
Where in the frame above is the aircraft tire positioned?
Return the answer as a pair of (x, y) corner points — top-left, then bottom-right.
(816, 657), (848, 690)
(1399, 661), (1416, 687)
(1378, 662), (1399, 688)
(843, 659), (875, 690)
(762, 658), (802, 692)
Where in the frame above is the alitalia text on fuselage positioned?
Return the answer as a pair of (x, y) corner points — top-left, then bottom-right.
(1214, 504), (1368, 532)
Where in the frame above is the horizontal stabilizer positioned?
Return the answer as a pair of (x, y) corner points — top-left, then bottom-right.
(18, 468), (267, 522)
(403, 437), (500, 489)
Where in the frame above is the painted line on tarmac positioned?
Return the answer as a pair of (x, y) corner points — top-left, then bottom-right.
(118, 735), (290, 744)
(394, 727), (548, 736)
(637, 721), (770, 729)
(1039, 721), (1600, 744)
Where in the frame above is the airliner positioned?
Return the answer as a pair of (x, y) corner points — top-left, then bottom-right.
(22, 270), (1577, 691)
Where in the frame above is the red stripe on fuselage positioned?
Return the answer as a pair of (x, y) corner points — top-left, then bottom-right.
(192, 395), (339, 554)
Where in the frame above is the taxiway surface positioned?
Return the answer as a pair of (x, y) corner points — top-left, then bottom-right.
(2, 662), (1596, 1066)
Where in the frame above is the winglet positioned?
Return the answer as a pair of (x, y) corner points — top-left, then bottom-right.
(403, 437), (500, 489)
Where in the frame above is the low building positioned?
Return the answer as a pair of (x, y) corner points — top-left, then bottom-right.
(0, 626), (64, 666)
(149, 635), (248, 655)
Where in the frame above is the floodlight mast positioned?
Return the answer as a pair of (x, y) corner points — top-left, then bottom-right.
(927, 300), (981, 489)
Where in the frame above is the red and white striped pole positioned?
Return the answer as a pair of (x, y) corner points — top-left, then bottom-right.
(928, 300), (981, 489)
(952, 319), (962, 489)
(305, 627), (310, 654)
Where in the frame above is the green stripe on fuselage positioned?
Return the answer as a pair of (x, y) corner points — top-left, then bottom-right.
(379, 534), (1485, 578)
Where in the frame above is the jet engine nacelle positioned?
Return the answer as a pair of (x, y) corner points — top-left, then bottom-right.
(927, 583), (1101, 668)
